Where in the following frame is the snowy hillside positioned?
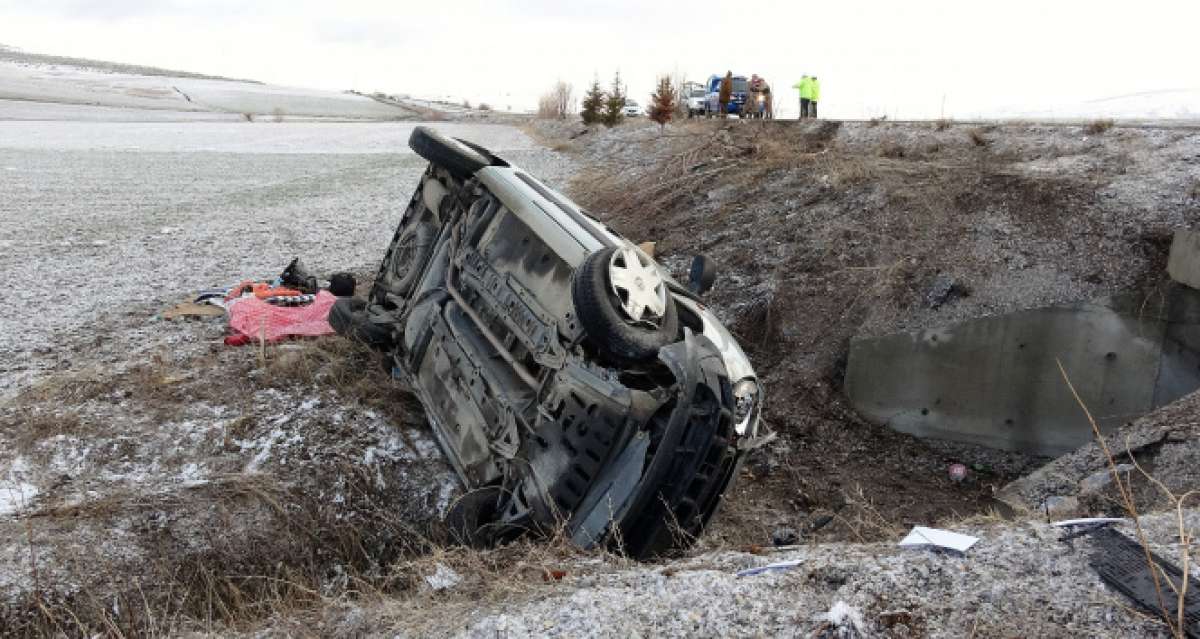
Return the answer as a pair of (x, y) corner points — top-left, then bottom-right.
(0, 44), (413, 121)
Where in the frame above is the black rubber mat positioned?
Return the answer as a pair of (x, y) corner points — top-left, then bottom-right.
(1089, 527), (1200, 638)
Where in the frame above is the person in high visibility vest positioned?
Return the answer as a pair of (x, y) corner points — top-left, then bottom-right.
(792, 75), (813, 119)
(809, 76), (821, 119)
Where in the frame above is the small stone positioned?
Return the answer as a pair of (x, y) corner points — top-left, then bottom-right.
(1079, 464), (1135, 494)
(1043, 495), (1081, 519)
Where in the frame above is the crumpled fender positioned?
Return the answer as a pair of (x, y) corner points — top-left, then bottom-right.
(569, 328), (727, 548)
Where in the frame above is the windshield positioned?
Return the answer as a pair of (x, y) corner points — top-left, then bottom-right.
(625, 100), (638, 106)
(689, 88), (705, 98)
(732, 78), (748, 92)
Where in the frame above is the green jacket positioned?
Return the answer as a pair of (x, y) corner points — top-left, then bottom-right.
(810, 78), (821, 102)
(794, 77), (813, 100)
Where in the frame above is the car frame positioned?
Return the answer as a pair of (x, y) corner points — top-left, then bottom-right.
(331, 127), (763, 559)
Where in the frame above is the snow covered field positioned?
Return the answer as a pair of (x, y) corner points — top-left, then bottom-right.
(0, 121), (560, 397)
(0, 50), (413, 121)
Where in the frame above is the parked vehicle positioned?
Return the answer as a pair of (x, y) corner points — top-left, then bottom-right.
(704, 74), (748, 117)
(623, 99), (641, 117)
(682, 82), (706, 118)
(330, 127), (763, 559)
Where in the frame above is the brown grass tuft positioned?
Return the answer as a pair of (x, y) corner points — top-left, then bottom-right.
(1085, 119), (1115, 135)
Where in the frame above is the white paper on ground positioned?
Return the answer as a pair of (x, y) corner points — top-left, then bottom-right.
(1051, 517), (1126, 527)
(898, 526), (979, 553)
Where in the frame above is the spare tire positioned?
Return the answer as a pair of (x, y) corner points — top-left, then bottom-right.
(572, 246), (679, 363)
(328, 298), (393, 350)
(408, 126), (489, 179)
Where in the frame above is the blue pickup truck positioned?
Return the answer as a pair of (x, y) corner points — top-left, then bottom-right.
(704, 74), (749, 117)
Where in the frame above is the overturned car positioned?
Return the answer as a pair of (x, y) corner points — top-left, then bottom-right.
(331, 127), (762, 558)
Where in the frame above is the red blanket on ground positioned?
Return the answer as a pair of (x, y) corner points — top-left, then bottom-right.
(227, 290), (336, 343)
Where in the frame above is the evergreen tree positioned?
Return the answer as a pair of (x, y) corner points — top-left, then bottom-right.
(648, 75), (677, 126)
(602, 71), (626, 127)
(580, 77), (605, 125)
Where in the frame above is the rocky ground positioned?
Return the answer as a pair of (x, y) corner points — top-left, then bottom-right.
(2, 106), (1199, 636)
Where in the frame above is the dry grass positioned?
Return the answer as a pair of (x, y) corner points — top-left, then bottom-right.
(968, 128), (989, 147)
(878, 139), (906, 159)
(934, 119), (952, 131)
(1085, 119), (1116, 135)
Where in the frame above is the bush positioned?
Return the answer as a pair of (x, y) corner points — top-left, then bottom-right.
(1085, 119), (1115, 134)
(601, 71), (626, 127)
(648, 75), (677, 127)
(580, 78), (605, 125)
(537, 80), (574, 119)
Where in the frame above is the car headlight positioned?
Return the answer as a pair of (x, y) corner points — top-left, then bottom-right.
(733, 378), (761, 431)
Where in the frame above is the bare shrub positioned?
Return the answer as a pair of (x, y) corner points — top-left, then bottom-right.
(272, 107), (285, 123)
(462, 98), (472, 109)
(935, 119), (952, 131)
(477, 103), (491, 111)
(1085, 119), (1115, 134)
(241, 112), (255, 122)
(968, 128), (989, 147)
(537, 80), (575, 119)
(878, 139), (906, 158)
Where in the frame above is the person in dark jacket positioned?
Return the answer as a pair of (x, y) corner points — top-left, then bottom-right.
(718, 71), (733, 116)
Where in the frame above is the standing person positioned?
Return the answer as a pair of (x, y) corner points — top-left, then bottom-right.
(793, 75), (812, 118)
(810, 76), (821, 119)
(718, 71), (733, 117)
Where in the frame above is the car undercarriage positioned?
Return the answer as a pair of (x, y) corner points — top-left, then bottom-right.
(330, 127), (761, 558)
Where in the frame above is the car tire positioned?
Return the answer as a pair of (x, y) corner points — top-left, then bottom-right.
(328, 297), (393, 350)
(408, 126), (489, 179)
(572, 247), (679, 363)
(444, 485), (503, 547)
(376, 218), (437, 299)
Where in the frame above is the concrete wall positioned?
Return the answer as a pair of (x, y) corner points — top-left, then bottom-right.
(845, 286), (1200, 456)
(1167, 230), (1200, 290)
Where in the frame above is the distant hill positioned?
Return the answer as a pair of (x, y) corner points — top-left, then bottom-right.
(0, 43), (262, 84)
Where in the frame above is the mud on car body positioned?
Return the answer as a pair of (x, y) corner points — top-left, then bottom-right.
(331, 127), (763, 558)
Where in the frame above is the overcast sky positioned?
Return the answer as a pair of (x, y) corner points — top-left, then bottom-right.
(2, 0), (1198, 119)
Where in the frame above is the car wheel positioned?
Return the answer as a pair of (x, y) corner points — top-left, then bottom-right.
(375, 218), (437, 299)
(328, 298), (394, 350)
(572, 246), (679, 363)
(408, 126), (489, 179)
(445, 486), (504, 547)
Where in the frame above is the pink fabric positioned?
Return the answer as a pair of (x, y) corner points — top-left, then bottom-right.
(227, 290), (337, 343)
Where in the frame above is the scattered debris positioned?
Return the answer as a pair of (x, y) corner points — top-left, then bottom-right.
(424, 563), (463, 591)
(948, 463), (968, 483)
(736, 559), (803, 577)
(771, 526), (799, 546)
(226, 290), (338, 344)
(816, 600), (867, 638)
(898, 526), (979, 553)
(1088, 527), (1200, 637)
(924, 273), (959, 309)
(162, 301), (225, 320)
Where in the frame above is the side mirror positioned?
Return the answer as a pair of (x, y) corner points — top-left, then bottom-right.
(688, 255), (717, 295)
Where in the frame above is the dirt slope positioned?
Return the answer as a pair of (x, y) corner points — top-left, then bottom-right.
(532, 117), (1200, 547)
